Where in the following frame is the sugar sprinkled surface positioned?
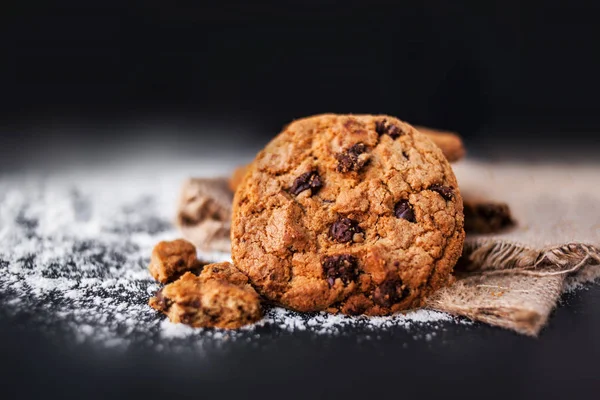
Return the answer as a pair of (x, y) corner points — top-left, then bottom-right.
(0, 162), (470, 351)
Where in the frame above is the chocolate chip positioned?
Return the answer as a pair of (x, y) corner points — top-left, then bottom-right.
(394, 200), (416, 222)
(429, 184), (454, 200)
(154, 288), (170, 310)
(290, 170), (323, 196)
(336, 143), (369, 173)
(181, 299), (202, 308)
(330, 217), (363, 243)
(322, 254), (358, 286)
(180, 313), (195, 325)
(375, 120), (386, 135)
(375, 119), (405, 139)
(372, 278), (407, 307)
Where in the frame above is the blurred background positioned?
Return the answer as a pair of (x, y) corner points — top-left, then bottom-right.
(1, 0), (599, 170)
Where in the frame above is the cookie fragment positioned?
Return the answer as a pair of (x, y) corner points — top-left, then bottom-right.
(197, 261), (253, 287)
(148, 239), (206, 284)
(176, 178), (232, 252)
(414, 126), (465, 163)
(463, 200), (515, 234)
(149, 264), (262, 329)
(289, 170), (323, 196)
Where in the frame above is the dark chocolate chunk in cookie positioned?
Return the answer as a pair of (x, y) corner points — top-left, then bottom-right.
(330, 217), (363, 243)
(290, 170), (323, 196)
(153, 287), (170, 310)
(336, 143), (369, 173)
(375, 119), (406, 139)
(373, 278), (407, 307)
(322, 254), (358, 286)
(429, 184), (454, 201)
(394, 200), (416, 222)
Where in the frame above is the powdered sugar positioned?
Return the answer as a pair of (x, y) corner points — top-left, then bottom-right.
(0, 162), (468, 351)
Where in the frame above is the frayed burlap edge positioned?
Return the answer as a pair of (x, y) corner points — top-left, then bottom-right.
(427, 240), (600, 336)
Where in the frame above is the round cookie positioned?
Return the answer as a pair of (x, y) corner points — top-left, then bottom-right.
(231, 114), (464, 315)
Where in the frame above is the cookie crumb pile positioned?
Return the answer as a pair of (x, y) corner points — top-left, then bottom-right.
(149, 266), (262, 329)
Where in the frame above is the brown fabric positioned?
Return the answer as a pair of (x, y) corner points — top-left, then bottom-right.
(179, 160), (600, 335)
(426, 242), (600, 336)
(427, 161), (600, 336)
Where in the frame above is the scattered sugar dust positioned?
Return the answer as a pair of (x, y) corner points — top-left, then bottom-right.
(0, 164), (470, 352)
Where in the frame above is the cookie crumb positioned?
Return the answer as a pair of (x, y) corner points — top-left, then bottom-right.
(148, 239), (206, 284)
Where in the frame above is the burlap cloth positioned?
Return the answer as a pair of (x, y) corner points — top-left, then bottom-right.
(425, 160), (600, 335)
(179, 160), (600, 336)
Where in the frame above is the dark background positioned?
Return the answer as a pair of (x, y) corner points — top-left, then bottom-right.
(2, 0), (600, 170)
(1, 1), (600, 399)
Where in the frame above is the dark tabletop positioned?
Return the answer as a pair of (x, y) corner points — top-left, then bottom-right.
(1, 285), (599, 399)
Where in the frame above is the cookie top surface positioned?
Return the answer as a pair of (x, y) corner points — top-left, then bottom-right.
(231, 114), (464, 315)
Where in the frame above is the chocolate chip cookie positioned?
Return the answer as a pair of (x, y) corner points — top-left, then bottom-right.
(231, 114), (465, 315)
(149, 262), (263, 329)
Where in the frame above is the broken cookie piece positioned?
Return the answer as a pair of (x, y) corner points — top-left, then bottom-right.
(463, 200), (515, 234)
(197, 261), (253, 288)
(414, 126), (466, 163)
(177, 178), (232, 252)
(148, 239), (206, 284)
(149, 266), (262, 329)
